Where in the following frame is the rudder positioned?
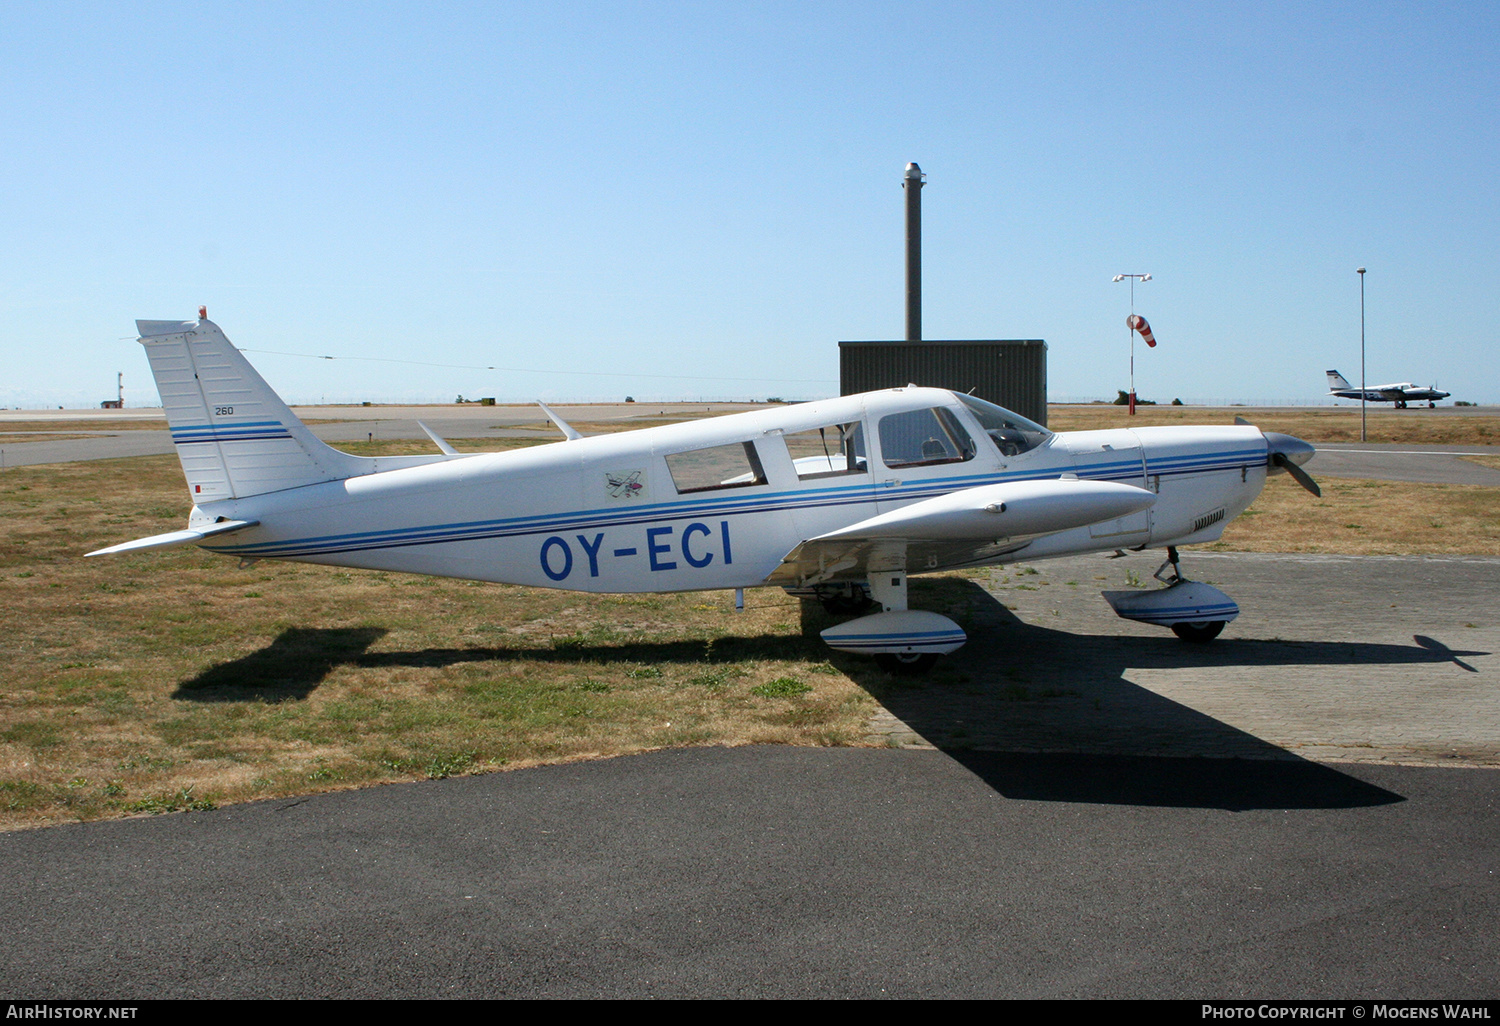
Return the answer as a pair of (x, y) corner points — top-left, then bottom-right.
(138, 316), (361, 500)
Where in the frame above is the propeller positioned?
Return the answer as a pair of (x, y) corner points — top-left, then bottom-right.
(1263, 431), (1321, 497)
(1233, 417), (1321, 497)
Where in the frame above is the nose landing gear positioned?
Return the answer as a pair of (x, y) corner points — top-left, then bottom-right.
(1102, 546), (1239, 642)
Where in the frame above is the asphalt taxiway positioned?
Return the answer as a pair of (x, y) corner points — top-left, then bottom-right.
(2, 747), (1496, 999)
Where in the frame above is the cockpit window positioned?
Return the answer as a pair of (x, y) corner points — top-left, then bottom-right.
(878, 407), (977, 469)
(954, 394), (1051, 457)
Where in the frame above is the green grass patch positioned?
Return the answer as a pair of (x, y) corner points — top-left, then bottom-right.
(752, 677), (812, 698)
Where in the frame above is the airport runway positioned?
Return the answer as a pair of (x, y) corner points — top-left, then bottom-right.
(1310, 443), (1500, 485)
(2, 551), (1497, 998)
(4, 405), (1500, 487)
(0, 403), (761, 468)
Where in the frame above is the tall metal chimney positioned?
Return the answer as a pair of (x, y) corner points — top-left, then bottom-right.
(903, 162), (924, 342)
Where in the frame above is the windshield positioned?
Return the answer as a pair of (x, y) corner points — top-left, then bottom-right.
(954, 394), (1051, 457)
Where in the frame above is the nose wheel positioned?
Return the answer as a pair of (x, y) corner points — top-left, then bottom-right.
(1159, 547), (1229, 642)
(875, 652), (939, 676)
(1170, 620), (1226, 642)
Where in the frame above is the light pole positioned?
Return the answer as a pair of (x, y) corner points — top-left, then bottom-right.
(1358, 266), (1367, 442)
(1113, 273), (1151, 414)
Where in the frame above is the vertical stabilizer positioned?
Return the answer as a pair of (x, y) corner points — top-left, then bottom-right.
(137, 317), (359, 500)
(1325, 369), (1352, 391)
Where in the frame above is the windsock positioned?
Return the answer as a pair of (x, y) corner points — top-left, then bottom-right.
(1127, 313), (1157, 347)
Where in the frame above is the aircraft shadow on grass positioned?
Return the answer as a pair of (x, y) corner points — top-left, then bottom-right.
(174, 580), (1485, 811)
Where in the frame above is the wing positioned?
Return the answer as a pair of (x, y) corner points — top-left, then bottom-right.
(416, 420), (460, 456)
(765, 478), (1156, 586)
(537, 401), (584, 441)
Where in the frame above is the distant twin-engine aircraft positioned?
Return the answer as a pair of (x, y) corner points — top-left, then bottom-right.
(90, 316), (1319, 673)
(1326, 369), (1450, 408)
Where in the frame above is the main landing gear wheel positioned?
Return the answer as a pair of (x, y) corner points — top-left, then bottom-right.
(1171, 620), (1225, 643)
(875, 652), (938, 676)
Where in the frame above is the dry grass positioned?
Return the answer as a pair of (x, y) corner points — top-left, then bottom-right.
(1048, 405), (1500, 445)
(564, 417), (713, 432)
(0, 453), (880, 831)
(0, 419), (167, 432)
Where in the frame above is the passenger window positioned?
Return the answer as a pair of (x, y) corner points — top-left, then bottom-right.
(665, 441), (768, 493)
(783, 423), (867, 480)
(877, 408), (976, 469)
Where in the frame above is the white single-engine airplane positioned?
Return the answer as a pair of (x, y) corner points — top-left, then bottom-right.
(1326, 369), (1450, 408)
(90, 316), (1319, 673)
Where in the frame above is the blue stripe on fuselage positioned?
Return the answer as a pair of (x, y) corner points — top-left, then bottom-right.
(204, 446), (1265, 559)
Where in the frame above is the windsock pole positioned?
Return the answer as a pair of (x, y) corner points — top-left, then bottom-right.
(1113, 273), (1152, 415)
(1126, 314), (1157, 414)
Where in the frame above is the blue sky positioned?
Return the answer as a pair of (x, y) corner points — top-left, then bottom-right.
(2, 1), (1496, 407)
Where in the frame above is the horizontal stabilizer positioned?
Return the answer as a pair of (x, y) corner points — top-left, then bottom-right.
(86, 519), (258, 557)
